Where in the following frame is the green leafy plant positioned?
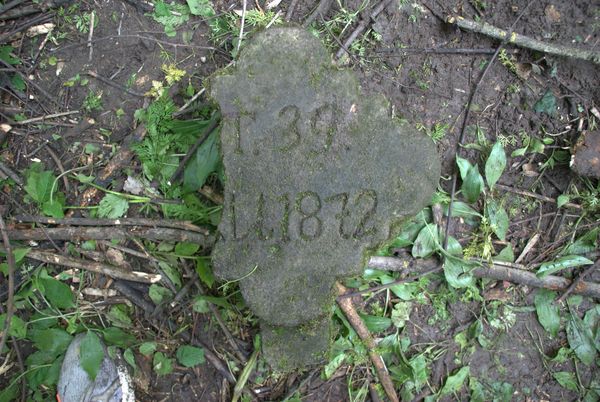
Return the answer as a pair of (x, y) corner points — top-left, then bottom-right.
(24, 163), (66, 218)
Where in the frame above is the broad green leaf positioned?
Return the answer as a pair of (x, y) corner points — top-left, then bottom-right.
(0, 314), (27, 339)
(149, 284), (173, 305)
(97, 194), (129, 219)
(470, 378), (486, 402)
(0, 379), (19, 402)
(102, 327), (136, 348)
(534, 289), (560, 337)
(485, 200), (509, 241)
(107, 305), (133, 328)
(80, 331), (104, 381)
(194, 294), (231, 309)
(496, 244), (514, 263)
(564, 228), (599, 255)
(412, 224), (440, 258)
(123, 348), (137, 370)
(446, 236), (463, 257)
(534, 89), (556, 115)
(153, 351), (174, 375)
(139, 342), (157, 356)
(176, 345), (205, 367)
(183, 129), (220, 192)
(186, 0), (215, 16)
(443, 257), (475, 288)
(324, 353), (346, 380)
(391, 301), (412, 329)
(30, 328), (72, 357)
(13, 247), (30, 263)
(193, 298), (210, 313)
(567, 314), (597, 365)
(0, 45), (20, 64)
(390, 208), (431, 248)
(456, 157), (471, 180)
(462, 163), (484, 203)
(409, 354), (428, 388)
(557, 194), (570, 208)
(360, 314), (392, 332)
(549, 347), (572, 363)
(536, 255), (594, 278)
(158, 261), (182, 289)
(440, 366), (470, 395)
(42, 200), (65, 218)
(485, 142), (506, 189)
(39, 277), (74, 309)
(24, 167), (55, 203)
(443, 201), (482, 219)
(175, 242), (199, 256)
(553, 372), (579, 392)
(195, 259), (215, 287)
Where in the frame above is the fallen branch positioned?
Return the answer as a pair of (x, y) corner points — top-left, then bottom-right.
(334, 0), (392, 60)
(367, 256), (600, 299)
(13, 215), (210, 234)
(10, 110), (79, 125)
(0, 214), (16, 358)
(448, 15), (600, 65)
(85, 71), (144, 97)
(18, 249), (161, 283)
(335, 282), (399, 402)
(5, 226), (214, 247)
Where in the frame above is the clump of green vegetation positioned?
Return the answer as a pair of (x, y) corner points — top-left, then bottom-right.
(208, 9), (283, 57)
(82, 89), (103, 113)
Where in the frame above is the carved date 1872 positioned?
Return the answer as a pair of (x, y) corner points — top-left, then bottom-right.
(226, 189), (378, 242)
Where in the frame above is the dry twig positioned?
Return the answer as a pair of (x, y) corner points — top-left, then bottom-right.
(335, 282), (399, 402)
(367, 256), (600, 299)
(10, 249), (162, 283)
(448, 15), (600, 65)
(0, 214), (16, 358)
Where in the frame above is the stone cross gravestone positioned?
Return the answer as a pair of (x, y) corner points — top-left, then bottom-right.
(210, 27), (440, 370)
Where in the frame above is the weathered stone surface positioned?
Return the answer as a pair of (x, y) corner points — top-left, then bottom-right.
(210, 27), (440, 369)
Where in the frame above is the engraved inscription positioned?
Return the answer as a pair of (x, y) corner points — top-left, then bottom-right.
(227, 190), (378, 242)
(234, 103), (339, 154)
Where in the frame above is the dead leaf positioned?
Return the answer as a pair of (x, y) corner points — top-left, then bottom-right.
(544, 5), (561, 23)
(515, 62), (531, 80)
(105, 248), (131, 269)
(26, 23), (54, 37)
(522, 163), (539, 177)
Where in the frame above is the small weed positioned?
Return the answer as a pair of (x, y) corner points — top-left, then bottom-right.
(74, 11), (97, 33)
(498, 49), (517, 74)
(82, 89), (103, 113)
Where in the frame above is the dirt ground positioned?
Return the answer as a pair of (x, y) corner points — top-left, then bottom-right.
(1, 0), (599, 401)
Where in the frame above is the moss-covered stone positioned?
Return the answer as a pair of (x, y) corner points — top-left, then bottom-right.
(209, 27), (440, 370)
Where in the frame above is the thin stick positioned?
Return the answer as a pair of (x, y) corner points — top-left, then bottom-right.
(17, 249), (162, 283)
(13, 215), (210, 234)
(496, 184), (582, 210)
(85, 71), (144, 97)
(5, 226), (213, 246)
(236, 0), (247, 57)
(448, 15), (600, 65)
(335, 282), (399, 402)
(0, 160), (23, 186)
(334, 0), (391, 59)
(0, 214), (16, 357)
(87, 10), (95, 62)
(285, 0), (300, 21)
(169, 112), (220, 184)
(173, 88), (206, 117)
(302, 0), (334, 28)
(10, 110), (79, 125)
(557, 260), (599, 303)
(372, 47), (513, 56)
(442, 1), (534, 250)
(367, 256), (600, 299)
